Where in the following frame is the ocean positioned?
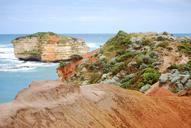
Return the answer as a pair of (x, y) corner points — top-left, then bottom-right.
(0, 34), (114, 103)
(0, 33), (190, 103)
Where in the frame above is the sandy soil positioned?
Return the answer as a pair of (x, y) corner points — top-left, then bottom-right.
(0, 80), (191, 128)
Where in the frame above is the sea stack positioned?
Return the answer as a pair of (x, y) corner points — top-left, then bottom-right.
(12, 32), (89, 62)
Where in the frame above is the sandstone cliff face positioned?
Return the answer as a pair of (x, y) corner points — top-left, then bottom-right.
(12, 32), (89, 62)
(1, 80), (191, 128)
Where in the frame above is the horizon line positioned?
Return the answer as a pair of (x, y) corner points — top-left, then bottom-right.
(0, 32), (191, 35)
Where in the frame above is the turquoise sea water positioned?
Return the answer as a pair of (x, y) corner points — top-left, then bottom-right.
(0, 34), (113, 103)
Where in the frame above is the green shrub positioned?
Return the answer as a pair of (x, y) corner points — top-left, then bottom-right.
(116, 51), (135, 62)
(140, 39), (151, 46)
(162, 32), (169, 35)
(111, 62), (126, 75)
(142, 68), (160, 85)
(156, 41), (169, 48)
(103, 63), (112, 74)
(136, 54), (154, 66)
(89, 72), (102, 84)
(138, 82), (145, 89)
(157, 36), (166, 41)
(168, 61), (191, 72)
(120, 80), (131, 88)
(105, 31), (132, 46)
(178, 43), (191, 54)
(15, 32), (57, 40)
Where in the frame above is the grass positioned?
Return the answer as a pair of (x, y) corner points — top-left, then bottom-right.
(156, 41), (169, 48)
(178, 43), (191, 54)
(15, 32), (57, 40)
(168, 61), (191, 72)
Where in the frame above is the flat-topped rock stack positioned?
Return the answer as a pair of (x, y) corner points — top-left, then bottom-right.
(12, 32), (89, 62)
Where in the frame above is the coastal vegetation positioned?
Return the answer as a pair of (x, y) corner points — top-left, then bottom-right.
(58, 30), (191, 93)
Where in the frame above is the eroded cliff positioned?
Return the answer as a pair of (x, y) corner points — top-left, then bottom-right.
(12, 32), (89, 62)
(1, 80), (191, 128)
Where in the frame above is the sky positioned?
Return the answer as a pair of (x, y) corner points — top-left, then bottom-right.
(0, 0), (191, 34)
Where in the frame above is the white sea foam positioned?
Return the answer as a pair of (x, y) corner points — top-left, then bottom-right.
(86, 42), (100, 50)
(0, 44), (57, 72)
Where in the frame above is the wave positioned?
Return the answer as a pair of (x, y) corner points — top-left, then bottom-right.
(86, 42), (101, 50)
(0, 62), (57, 72)
(0, 41), (100, 72)
(0, 44), (57, 72)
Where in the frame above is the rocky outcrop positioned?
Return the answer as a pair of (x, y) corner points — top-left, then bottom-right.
(159, 61), (191, 93)
(1, 80), (191, 128)
(12, 32), (89, 62)
(57, 50), (98, 81)
(57, 31), (191, 94)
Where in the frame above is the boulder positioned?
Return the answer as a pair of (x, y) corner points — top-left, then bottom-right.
(159, 74), (169, 84)
(185, 80), (191, 88)
(139, 84), (151, 93)
(101, 78), (119, 85)
(180, 75), (190, 84)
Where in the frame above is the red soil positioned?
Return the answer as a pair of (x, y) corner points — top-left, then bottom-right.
(57, 50), (98, 80)
(145, 82), (174, 96)
(1, 80), (191, 128)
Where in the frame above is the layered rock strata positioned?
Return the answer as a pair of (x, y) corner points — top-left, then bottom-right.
(12, 32), (89, 62)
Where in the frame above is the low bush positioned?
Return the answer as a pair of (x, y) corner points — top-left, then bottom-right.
(157, 36), (166, 41)
(142, 68), (160, 85)
(120, 80), (131, 89)
(168, 61), (191, 72)
(156, 41), (169, 48)
(111, 62), (126, 75)
(178, 43), (191, 54)
(116, 51), (135, 62)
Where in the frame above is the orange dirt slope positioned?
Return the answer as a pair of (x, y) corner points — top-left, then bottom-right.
(0, 80), (191, 128)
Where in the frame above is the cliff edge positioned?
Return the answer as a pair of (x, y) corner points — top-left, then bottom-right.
(0, 80), (191, 128)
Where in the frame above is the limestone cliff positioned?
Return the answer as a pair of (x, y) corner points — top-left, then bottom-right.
(1, 80), (191, 128)
(12, 32), (89, 62)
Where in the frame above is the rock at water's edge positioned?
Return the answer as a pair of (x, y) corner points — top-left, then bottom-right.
(12, 32), (89, 62)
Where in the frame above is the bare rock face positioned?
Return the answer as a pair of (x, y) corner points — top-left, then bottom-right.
(1, 80), (191, 128)
(12, 32), (89, 62)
